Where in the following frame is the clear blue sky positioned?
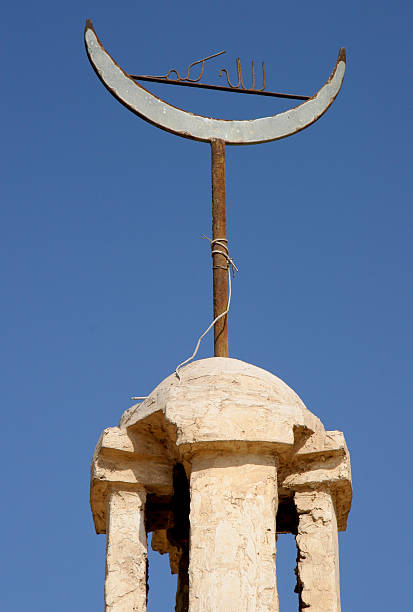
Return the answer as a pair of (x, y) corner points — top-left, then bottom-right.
(2, 1), (412, 610)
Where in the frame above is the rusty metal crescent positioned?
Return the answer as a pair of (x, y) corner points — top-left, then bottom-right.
(84, 20), (346, 145)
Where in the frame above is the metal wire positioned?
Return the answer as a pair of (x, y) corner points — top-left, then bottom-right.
(175, 236), (237, 380)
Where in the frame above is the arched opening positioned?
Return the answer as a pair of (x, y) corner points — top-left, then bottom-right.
(146, 464), (190, 611)
(147, 533), (177, 611)
(277, 534), (299, 610)
(276, 498), (299, 610)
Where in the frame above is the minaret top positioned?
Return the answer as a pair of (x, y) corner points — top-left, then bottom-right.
(90, 357), (352, 610)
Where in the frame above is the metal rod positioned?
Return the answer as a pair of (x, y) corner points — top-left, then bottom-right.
(130, 75), (310, 101)
(211, 139), (228, 358)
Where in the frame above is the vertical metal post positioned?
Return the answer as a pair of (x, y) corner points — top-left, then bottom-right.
(211, 139), (228, 357)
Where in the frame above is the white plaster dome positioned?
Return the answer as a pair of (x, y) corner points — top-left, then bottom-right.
(120, 358), (324, 449)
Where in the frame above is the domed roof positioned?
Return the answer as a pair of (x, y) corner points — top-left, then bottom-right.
(120, 358), (324, 449)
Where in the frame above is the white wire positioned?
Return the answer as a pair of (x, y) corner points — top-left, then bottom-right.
(175, 237), (237, 380)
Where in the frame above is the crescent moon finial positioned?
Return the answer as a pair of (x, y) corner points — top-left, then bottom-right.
(84, 20), (346, 145)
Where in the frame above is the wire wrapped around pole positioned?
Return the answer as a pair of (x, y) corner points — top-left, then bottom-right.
(175, 237), (237, 380)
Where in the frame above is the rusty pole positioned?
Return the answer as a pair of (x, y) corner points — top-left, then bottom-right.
(211, 139), (228, 357)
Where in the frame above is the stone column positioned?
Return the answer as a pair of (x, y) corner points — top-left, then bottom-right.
(188, 453), (278, 612)
(105, 486), (147, 612)
(295, 490), (341, 612)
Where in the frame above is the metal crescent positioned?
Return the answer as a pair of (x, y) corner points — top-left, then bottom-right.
(85, 20), (346, 145)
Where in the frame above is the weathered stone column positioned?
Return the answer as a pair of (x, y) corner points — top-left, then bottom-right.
(295, 490), (341, 612)
(105, 486), (147, 612)
(188, 453), (278, 612)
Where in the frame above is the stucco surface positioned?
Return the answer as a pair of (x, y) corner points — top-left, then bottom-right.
(105, 487), (147, 612)
(189, 453), (279, 611)
(295, 490), (341, 611)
